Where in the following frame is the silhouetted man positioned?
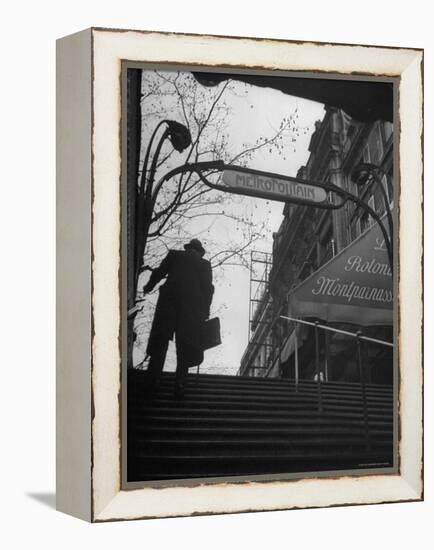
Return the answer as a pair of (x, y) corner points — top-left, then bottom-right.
(142, 239), (214, 397)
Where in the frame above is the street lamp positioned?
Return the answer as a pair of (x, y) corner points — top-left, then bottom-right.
(135, 120), (191, 289)
(165, 120), (192, 152)
(351, 162), (393, 267)
(129, 119), (191, 368)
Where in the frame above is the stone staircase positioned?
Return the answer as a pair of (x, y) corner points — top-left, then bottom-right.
(127, 370), (394, 482)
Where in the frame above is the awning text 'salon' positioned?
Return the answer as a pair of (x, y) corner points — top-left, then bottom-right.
(289, 222), (393, 326)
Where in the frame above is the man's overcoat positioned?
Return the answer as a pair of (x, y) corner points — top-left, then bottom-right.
(145, 249), (214, 368)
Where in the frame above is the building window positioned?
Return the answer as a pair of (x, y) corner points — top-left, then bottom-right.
(299, 253), (316, 280)
(382, 121), (393, 142)
(363, 143), (371, 163)
(371, 124), (384, 164)
(360, 195), (376, 233)
(382, 173), (394, 207)
(318, 226), (334, 265)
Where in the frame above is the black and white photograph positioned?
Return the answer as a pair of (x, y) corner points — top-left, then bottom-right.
(124, 66), (396, 484)
(2, 0), (427, 537)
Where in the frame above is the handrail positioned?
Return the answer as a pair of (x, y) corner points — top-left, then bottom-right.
(280, 315), (393, 451)
(280, 316), (394, 347)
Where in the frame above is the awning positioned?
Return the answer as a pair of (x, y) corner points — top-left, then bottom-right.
(288, 222), (393, 326)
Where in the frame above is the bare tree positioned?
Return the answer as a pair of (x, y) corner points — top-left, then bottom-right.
(138, 71), (305, 269)
(132, 70), (308, 367)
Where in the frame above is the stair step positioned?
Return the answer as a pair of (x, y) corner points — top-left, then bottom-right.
(129, 452), (393, 465)
(128, 449), (393, 481)
(127, 370), (394, 483)
(131, 437), (392, 455)
(128, 452), (394, 476)
(127, 458), (393, 481)
(131, 425), (392, 439)
(128, 371), (393, 393)
(129, 406), (392, 422)
(129, 423), (392, 441)
(128, 375), (393, 392)
(127, 464), (391, 481)
(129, 399), (392, 416)
(128, 376), (393, 399)
(128, 388), (393, 407)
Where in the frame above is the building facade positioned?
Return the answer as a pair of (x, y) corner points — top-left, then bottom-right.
(239, 106), (394, 385)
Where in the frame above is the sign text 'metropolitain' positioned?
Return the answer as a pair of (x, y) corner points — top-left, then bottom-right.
(222, 170), (328, 204)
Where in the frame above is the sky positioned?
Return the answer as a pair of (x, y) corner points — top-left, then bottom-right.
(133, 71), (325, 374)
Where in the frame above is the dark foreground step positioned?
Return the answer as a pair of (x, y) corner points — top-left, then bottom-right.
(127, 370), (394, 483)
(128, 406), (393, 424)
(128, 371), (393, 393)
(128, 388), (393, 408)
(130, 425), (392, 440)
(130, 412), (392, 429)
(128, 375), (394, 393)
(128, 372), (393, 396)
(129, 399), (392, 417)
(131, 437), (392, 456)
(128, 451), (394, 481)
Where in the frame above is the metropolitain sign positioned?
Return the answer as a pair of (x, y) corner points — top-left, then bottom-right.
(221, 169), (328, 205)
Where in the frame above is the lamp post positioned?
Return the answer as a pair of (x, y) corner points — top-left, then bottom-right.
(350, 162), (393, 268)
(134, 120), (191, 292)
(128, 120), (191, 368)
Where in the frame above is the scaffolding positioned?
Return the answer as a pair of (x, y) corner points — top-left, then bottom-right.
(249, 250), (272, 334)
(240, 250), (274, 377)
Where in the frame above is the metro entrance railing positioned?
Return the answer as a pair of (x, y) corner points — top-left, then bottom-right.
(279, 315), (393, 450)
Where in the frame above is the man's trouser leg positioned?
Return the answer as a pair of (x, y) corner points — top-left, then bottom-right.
(175, 361), (189, 386)
(146, 338), (169, 389)
(175, 337), (190, 394)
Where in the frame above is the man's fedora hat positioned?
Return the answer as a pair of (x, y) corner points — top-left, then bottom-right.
(184, 238), (206, 256)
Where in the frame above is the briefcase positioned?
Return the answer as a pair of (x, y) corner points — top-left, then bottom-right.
(201, 317), (221, 350)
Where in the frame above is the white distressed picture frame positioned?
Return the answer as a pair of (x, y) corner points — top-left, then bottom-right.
(56, 28), (423, 522)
